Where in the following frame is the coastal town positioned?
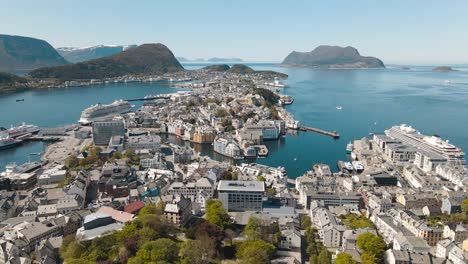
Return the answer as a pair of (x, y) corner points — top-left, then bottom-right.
(0, 66), (467, 264)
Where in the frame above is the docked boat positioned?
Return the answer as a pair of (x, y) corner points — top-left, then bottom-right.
(0, 132), (22, 151)
(352, 161), (364, 172)
(8, 123), (41, 138)
(78, 100), (134, 124)
(344, 162), (354, 172)
(264, 78), (287, 88)
(346, 142), (353, 154)
(279, 96), (294, 105)
(338, 161), (353, 172)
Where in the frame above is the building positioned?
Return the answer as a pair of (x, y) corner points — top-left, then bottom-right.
(173, 146), (193, 164)
(108, 135), (124, 152)
(164, 195), (192, 227)
(37, 165), (66, 185)
(193, 127), (216, 143)
(92, 120), (125, 146)
(126, 134), (161, 151)
(217, 180), (264, 212)
(213, 134), (242, 158)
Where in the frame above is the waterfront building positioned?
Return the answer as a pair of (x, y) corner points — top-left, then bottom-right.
(92, 120), (125, 146)
(213, 134), (242, 158)
(217, 180), (264, 212)
(192, 126), (216, 143)
(173, 146), (193, 164)
(243, 120), (283, 140)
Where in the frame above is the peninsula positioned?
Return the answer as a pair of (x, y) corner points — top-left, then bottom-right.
(281, 45), (385, 69)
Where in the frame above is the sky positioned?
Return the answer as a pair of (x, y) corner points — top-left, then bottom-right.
(1, 0), (468, 64)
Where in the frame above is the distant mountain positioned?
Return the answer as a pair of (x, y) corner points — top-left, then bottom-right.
(207, 57), (243, 62)
(30, 43), (184, 80)
(176, 57), (189, 62)
(282, 45), (385, 69)
(57, 45), (138, 63)
(432, 66), (456, 72)
(0, 34), (67, 73)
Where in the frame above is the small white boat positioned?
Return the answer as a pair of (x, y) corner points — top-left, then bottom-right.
(344, 162), (354, 171)
(346, 142), (353, 154)
(352, 161), (364, 172)
(336, 106), (343, 110)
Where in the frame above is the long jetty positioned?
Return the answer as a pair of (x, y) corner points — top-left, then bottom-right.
(124, 96), (171, 102)
(299, 126), (340, 139)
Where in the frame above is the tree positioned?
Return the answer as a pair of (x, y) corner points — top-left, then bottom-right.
(318, 249), (332, 264)
(236, 239), (275, 264)
(336, 253), (357, 264)
(361, 252), (379, 264)
(231, 171), (238, 180)
(205, 199), (231, 228)
(357, 233), (386, 264)
(132, 238), (179, 263)
(257, 175), (265, 181)
(138, 204), (159, 217)
(221, 170), (232, 180)
(65, 155), (79, 168)
(180, 239), (210, 264)
(462, 199), (468, 215)
(301, 215), (312, 230)
(309, 254), (319, 264)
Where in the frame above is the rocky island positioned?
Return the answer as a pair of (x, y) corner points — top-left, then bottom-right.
(282, 45), (385, 69)
(432, 66), (456, 72)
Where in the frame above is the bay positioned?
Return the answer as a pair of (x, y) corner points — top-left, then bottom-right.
(1, 63), (468, 178)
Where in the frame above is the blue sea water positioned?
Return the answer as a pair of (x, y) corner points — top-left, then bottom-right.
(1, 63), (468, 178)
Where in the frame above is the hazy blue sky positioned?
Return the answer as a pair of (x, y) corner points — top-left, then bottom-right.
(1, 0), (467, 63)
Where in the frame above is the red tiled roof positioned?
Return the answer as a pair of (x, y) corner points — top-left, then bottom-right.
(124, 201), (145, 214)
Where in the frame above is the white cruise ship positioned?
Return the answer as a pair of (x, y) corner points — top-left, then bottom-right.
(385, 124), (465, 165)
(79, 100), (133, 124)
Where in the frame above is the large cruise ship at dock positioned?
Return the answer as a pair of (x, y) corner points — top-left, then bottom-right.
(385, 124), (465, 165)
(79, 100), (134, 124)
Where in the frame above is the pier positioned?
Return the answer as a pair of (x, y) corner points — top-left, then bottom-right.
(299, 126), (340, 139)
(124, 96), (171, 102)
(22, 135), (63, 142)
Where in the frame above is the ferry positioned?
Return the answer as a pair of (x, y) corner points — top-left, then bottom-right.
(79, 100), (134, 124)
(0, 132), (22, 151)
(264, 78), (288, 88)
(8, 123), (41, 138)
